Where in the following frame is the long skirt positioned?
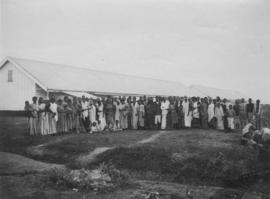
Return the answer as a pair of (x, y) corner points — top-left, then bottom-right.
(161, 113), (167, 130)
(39, 113), (50, 135)
(138, 112), (144, 127)
(184, 112), (192, 127)
(191, 118), (201, 128)
(227, 117), (235, 130)
(132, 114), (138, 129)
(106, 113), (114, 129)
(120, 114), (128, 129)
(66, 114), (73, 131)
(178, 113), (185, 128)
(239, 112), (247, 128)
(216, 117), (224, 130)
(200, 114), (208, 129)
(234, 116), (241, 129)
(29, 117), (38, 135)
(49, 113), (57, 134)
(73, 114), (82, 133)
(58, 114), (68, 133)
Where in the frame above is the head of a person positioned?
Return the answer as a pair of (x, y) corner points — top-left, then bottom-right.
(57, 99), (62, 105)
(50, 97), (55, 103)
(25, 101), (29, 106)
(92, 122), (96, 127)
(256, 99), (260, 104)
(184, 97), (187, 102)
(89, 99), (93, 105)
(82, 95), (86, 102)
(64, 96), (68, 102)
(249, 98), (252, 103)
(38, 97), (43, 104)
(223, 98), (227, 103)
(229, 104), (233, 109)
(241, 98), (245, 103)
(32, 96), (37, 103)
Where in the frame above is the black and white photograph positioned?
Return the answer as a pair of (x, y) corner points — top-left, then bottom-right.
(0, 0), (270, 198)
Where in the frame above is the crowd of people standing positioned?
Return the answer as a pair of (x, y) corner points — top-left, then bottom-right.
(24, 95), (263, 136)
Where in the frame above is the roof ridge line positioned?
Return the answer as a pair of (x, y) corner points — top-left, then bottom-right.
(8, 56), (186, 86)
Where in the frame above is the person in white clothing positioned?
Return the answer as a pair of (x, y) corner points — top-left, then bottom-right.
(88, 100), (96, 124)
(49, 98), (58, 134)
(161, 98), (169, 130)
(81, 96), (90, 132)
(182, 97), (192, 128)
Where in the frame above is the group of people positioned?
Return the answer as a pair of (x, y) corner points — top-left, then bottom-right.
(24, 95), (263, 136)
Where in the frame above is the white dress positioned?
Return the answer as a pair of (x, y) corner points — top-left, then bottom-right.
(208, 103), (215, 122)
(161, 101), (169, 129)
(183, 101), (192, 127)
(115, 104), (121, 121)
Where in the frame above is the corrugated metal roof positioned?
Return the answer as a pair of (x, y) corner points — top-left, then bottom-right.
(189, 84), (247, 99)
(5, 57), (191, 96)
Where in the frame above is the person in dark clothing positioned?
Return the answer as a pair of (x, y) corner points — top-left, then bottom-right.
(153, 99), (162, 129)
(233, 100), (241, 129)
(246, 98), (255, 122)
(145, 99), (155, 129)
(222, 98), (229, 132)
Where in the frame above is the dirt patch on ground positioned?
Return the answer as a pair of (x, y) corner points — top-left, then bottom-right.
(76, 131), (169, 167)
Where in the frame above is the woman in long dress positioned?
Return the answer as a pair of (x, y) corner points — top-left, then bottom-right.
(114, 101), (121, 129)
(72, 98), (82, 134)
(119, 100), (128, 130)
(57, 99), (68, 133)
(178, 100), (185, 128)
(131, 100), (139, 129)
(182, 98), (192, 128)
(138, 100), (145, 129)
(38, 97), (49, 135)
(97, 100), (106, 130)
(171, 101), (179, 129)
(215, 103), (224, 130)
(66, 99), (73, 132)
(192, 99), (200, 128)
(49, 98), (58, 135)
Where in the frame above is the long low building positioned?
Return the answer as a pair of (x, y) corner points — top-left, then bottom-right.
(0, 57), (246, 110)
(0, 57), (191, 110)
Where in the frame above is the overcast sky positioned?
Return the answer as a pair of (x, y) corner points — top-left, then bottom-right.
(1, 0), (270, 102)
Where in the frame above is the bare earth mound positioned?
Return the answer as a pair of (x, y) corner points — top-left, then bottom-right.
(0, 152), (65, 175)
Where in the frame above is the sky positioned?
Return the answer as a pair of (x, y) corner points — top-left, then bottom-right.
(1, 0), (270, 102)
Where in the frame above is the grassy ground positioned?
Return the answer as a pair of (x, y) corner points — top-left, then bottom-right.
(1, 116), (270, 198)
(0, 116), (157, 164)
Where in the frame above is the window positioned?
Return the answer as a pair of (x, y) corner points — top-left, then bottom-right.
(8, 70), (13, 82)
